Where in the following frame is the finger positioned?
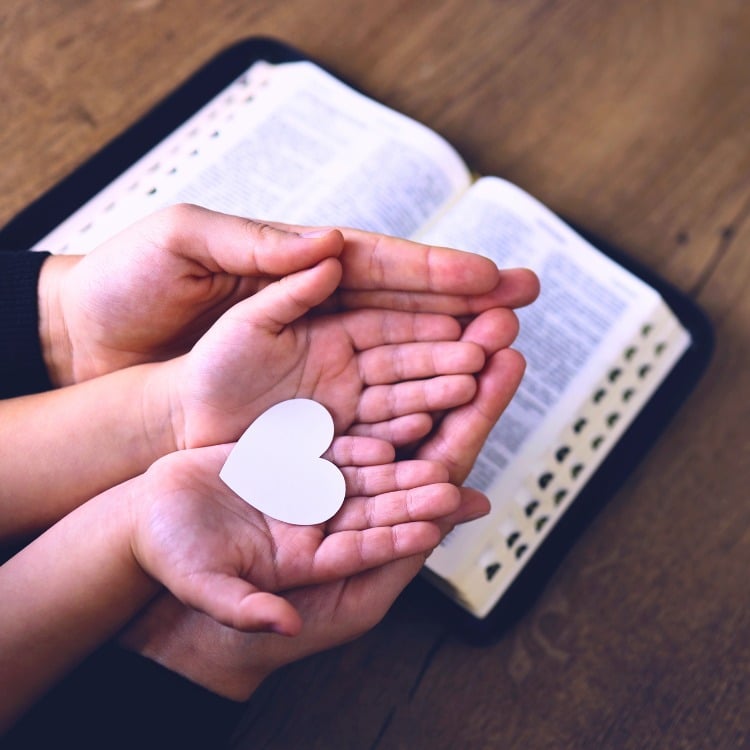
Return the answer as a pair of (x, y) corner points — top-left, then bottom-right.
(336, 267), (541, 314)
(340, 460), (449, 498)
(338, 235), (500, 294)
(347, 413), (434, 446)
(328, 482), (462, 532)
(323, 436), (395, 467)
(460, 307), (520, 355)
(432, 487), (492, 537)
(224, 257), (342, 335)
(149, 205), (345, 277)
(356, 374), (477, 423)
(357, 340), (486, 385)
(258, 221), (504, 295)
(318, 554), (430, 635)
(278, 554), (431, 643)
(414, 348), (526, 484)
(335, 309), (462, 350)
(307, 522), (443, 582)
(177, 572), (302, 635)
(232, 591), (302, 636)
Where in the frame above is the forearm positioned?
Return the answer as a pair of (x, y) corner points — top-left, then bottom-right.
(0, 361), (175, 543)
(0, 480), (160, 732)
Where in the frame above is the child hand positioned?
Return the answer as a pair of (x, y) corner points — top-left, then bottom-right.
(152, 257), (505, 452)
(122, 510), (484, 701)
(128, 437), (468, 637)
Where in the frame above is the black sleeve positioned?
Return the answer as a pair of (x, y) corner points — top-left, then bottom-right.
(1, 645), (246, 749)
(0, 250), (54, 398)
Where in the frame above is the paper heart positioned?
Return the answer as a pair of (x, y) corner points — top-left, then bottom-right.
(219, 398), (345, 525)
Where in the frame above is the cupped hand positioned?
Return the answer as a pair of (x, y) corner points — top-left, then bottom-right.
(154, 257), (504, 452)
(121, 486), (489, 700)
(41, 204), (538, 386)
(42, 205), (346, 385)
(129, 435), (471, 638)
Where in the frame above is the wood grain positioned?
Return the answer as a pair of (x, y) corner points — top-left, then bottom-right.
(2, 1), (749, 747)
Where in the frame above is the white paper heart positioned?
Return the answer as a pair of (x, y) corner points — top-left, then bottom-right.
(219, 398), (345, 525)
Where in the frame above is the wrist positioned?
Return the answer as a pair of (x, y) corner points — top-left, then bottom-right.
(103, 476), (161, 596)
(121, 601), (272, 701)
(37, 255), (80, 387)
(139, 358), (184, 456)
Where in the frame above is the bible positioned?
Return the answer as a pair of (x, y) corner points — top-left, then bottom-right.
(0, 38), (713, 632)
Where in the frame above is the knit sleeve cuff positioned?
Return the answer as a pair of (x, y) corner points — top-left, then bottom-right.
(0, 250), (54, 398)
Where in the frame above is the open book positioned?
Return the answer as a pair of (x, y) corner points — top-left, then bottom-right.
(0, 38), (712, 629)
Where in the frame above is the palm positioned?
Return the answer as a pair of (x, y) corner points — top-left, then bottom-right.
(134, 443), (460, 634)
(69, 269), (257, 373)
(61, 240), (254, 381)
(172, 265), (484, 450)
(179, 314), (358, 446)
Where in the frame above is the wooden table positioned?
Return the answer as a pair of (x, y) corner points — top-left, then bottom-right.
(3, 1), (749, 747)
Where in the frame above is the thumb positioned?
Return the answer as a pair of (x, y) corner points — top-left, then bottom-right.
(146, 204), (345, 276)
(232, 256), (343, 334)
(180, 572), (303, 635)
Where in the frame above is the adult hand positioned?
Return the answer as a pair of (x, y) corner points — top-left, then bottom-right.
(38, 204), (538, 385)
(411, 307), (528, 484)
(38, 205), (344, 385)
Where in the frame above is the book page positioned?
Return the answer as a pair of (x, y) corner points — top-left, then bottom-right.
(34, 60), (470, 254)
(418, 178), (691, 614)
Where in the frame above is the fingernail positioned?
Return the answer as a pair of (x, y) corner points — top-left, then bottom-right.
(462, 507), (490, 523)
(299, 228), (333, 238)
